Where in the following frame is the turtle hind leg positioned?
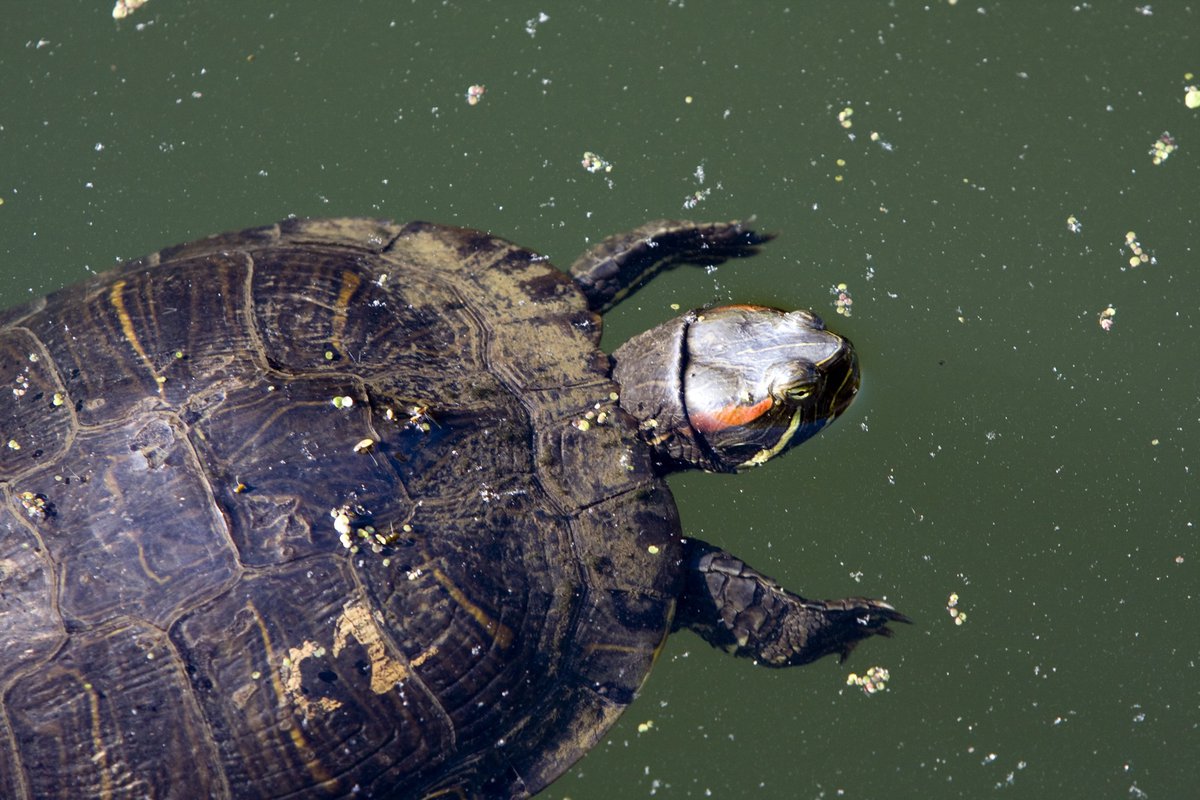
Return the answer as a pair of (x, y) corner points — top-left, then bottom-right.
(570, 219), (775, 313)
(674, 540), (910, 667)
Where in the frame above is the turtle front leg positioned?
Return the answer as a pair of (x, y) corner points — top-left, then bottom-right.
(570, 220), (774, 313)
(674, 540), (909, 667)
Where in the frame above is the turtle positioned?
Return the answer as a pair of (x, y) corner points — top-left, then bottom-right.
(0, 217), (906, 799)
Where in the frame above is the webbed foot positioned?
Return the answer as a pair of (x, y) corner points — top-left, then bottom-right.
(674, 541), (909, 667)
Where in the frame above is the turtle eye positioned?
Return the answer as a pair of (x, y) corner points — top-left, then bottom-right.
(783, 382), (815, 402)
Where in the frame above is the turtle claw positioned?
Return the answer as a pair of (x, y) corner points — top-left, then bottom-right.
(802, 597), (912, 666)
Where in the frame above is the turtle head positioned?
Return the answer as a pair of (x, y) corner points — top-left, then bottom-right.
(613, 305), (859, 473)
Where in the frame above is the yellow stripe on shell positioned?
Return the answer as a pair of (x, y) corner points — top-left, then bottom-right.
(432, 567), (514, 649)
(110, 279), (164, 394)
(330, 270), (361, 354)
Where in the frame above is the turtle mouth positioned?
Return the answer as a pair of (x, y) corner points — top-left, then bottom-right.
(822, 339), (860, 421)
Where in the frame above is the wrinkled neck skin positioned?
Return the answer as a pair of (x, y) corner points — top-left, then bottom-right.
(611, 313), (705, 471)
(612, 305), (859, 474)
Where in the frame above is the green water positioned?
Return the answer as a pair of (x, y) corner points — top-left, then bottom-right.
(2, 2), (1196, 798)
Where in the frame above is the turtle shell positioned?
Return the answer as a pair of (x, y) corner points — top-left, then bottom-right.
(0, 218), (685, 798)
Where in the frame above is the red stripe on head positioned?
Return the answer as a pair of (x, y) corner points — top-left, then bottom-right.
(689, 395), (774, 434)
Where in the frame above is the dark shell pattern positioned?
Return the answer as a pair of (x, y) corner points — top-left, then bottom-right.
(0, 218), (683, 798)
